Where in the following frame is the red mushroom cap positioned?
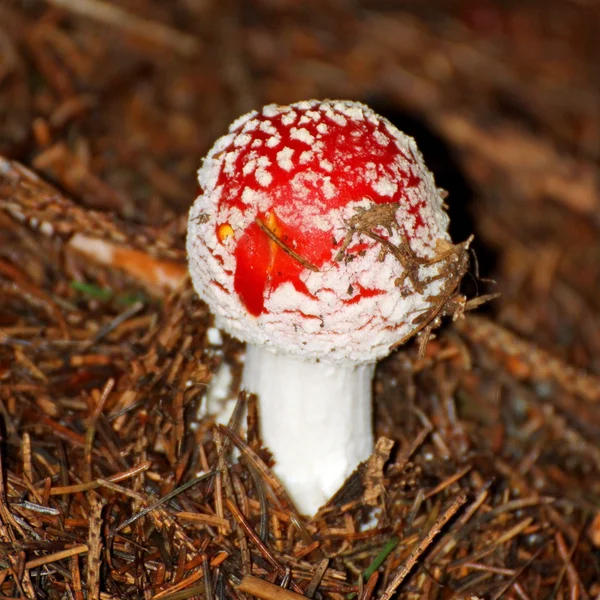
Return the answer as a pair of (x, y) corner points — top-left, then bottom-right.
(187, 100), (450, 363)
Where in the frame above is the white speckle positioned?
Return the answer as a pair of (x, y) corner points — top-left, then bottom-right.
(259, 121), (277, 136)
(241, 187), (267, 209)
(242, 158), (257, 175)
(277, 147), (294, 171)
(306, 110), (321, 121)
(243, 118), (259, 131)
(255, 168), (272, 187)
(281, 111), (297, 126)
(257, 156), (271, 168)
(210, 131), (235, 157)
(266, 135), (280, 148)
(322, 178), (336, 199)
(373, 130), (390, 146)
(251, 139), (263, 148)
(316, 123), (328, 134)
(262, 104), (282, 118)
(290, 171), (317, 199)
(320, 159), (333, 172)
(227, 206), (246, 229)
(373, 175), (397, 197)
(290, 127), (315, 145)
(299, 150), (313, 164)
(384, 121), (397, 137)
(40, 221), (54, 236)
(330, 112), (347, 127)
(223, 150), (240, 175)
(366, 111), (380, 125)
(287, 171), (336, 202)
(229, 109), (258, 132)
(334, 101), (365, 121)
(295, 100), (314, 110)
(394, 139), (412, 156)
(234, 133), (252, 148)
(207, 327), (223, 345)
(363, 162), (378, 183)
(321, 104), (347, 127)
(9, 209), (26, 222)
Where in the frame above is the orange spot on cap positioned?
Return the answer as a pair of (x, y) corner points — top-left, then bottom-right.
(217, 223), (234, 243)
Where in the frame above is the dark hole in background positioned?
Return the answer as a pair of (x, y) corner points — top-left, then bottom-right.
(365, 100), (499, 306)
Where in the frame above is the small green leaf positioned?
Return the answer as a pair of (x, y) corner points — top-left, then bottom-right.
(363, 536), (399, 581)
(347, 536), (399, 599)
(70, 281), (113, 301)
(115, 292), (150, 307)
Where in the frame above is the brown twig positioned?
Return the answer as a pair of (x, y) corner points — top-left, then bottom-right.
(237, 576), (307, 600)
(380, 494), (467, 600)
(255, 217), (320, 273)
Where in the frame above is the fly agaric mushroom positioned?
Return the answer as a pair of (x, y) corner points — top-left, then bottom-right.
(187, 100), (462, 515)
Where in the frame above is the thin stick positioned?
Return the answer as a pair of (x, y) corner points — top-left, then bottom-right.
(46, 0), (200, 57)
(226, 499), (304, 595)
(255, 218), (320, 272)
(237, 576), (307, 600)
(25, 544), (88, 569)
(379, 494), (466, 600)
(490, 549), (543, 600)
(553, 530), (589, 600)
(450, 517), (534, 567)
(305, 558), (329, 599)
(112, 470), (217, 534)
(424, 465), (472, 499)
(50, 461), (151, 495)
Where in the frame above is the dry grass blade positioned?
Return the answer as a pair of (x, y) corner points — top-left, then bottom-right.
(112, 470), (217, 534)
(25, 545), (88, 570)
(49, 462), (151, 495)
(553, 530), (590, 600)
(86, 499), (104, 600)
(451, 517), (535, 568)
(46, 0), (200, 56)
(380, 494), (467, 600)
(490, 549), (543, 600)
(305, 558), (330, 598)
(226, 499), (305, 595)
(237, 576), (307, 600)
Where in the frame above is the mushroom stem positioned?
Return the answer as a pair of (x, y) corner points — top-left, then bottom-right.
(242, 344), (375, 515)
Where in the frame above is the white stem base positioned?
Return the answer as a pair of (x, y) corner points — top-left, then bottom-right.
(198, 361), (236, 422)
(242, 344), (375, 515)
